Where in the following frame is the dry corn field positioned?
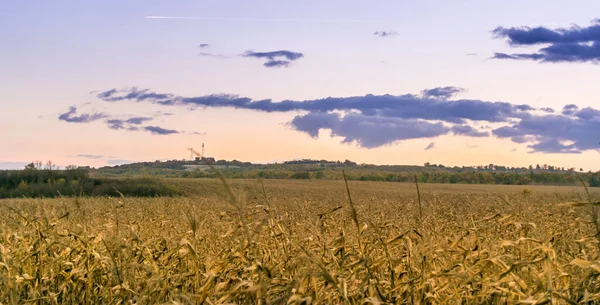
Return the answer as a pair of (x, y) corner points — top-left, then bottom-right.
(1, 178), (600, 304)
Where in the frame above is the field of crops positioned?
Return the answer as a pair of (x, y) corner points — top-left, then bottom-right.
(1, 178), (600, 304)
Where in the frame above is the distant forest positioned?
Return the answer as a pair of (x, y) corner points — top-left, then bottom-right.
(1, 159), (598, 198)
(0, 162), (180, 198)
(94, 158), (600, 187)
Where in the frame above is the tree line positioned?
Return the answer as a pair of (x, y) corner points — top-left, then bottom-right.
(180, 168), (600, 187)
(0, 162), (180, 198)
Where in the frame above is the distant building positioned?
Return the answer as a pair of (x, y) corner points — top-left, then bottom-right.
(195, 156), (216, 163)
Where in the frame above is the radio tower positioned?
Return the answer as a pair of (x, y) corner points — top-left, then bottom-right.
(202, 143), (205, 158)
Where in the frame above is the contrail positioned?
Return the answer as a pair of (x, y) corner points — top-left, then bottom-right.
(145, 15), (384, 24)
(146, 16), (195, 19)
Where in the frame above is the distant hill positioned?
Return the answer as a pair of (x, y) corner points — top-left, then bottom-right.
(4, 158), (597, 187)
(97, 157), (582, 174)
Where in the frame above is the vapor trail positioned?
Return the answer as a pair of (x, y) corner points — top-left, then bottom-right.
(145, 15), (384, 23)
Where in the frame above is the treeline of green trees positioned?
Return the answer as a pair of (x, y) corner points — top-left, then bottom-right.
(0, 167), (181, 198)
(181, 168), (600, 187)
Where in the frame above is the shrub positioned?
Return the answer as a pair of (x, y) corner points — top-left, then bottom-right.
(290, 172), (311, 179)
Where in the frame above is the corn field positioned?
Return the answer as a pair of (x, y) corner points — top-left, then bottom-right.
(1, 178), (600, 304)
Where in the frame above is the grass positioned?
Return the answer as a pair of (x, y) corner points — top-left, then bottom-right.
(1, 178), (600, 304)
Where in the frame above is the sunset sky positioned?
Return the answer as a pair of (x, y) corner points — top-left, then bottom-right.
(2, 1), (600, 170)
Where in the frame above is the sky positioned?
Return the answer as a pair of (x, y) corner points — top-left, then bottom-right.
(1, 1), (600, 170)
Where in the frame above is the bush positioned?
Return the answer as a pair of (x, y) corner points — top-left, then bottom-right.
(290, 172), (311, 179)
(590, 174), (600, 187)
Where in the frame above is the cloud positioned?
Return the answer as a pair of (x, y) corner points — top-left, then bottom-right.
(0, 162), (31, 170)
(424, 142), (436, 150)
(374, 31), (397, 37)
(562, 104), (579, 115)
(58, 103), (186, 136)
(106, 116), (153, 130)
(58, 106), (108, 123)
(289, 114), (489, 148)
(76, 154), (106, 159)
(105, 120), (124, 130)
(492, 113), (600, 154)
(492, 19), (600, 63)
(143, 126), (179, 135)
(421, 86), (466, 99)
(466, 53), (478, 56)
(96, 87), (534, 124)
(287, 111), (341, 138)
(125, 117), (153, 125)
(289, 112), (451, 148)
(152, 110), (174, 117)
(93, 87), (600, 153)
(242, 50), (304, 68)
(199, 52), (229, 58)
(199, 43), (209, 48)
(451, 125), (489, 137)
(540, 107), (555, 113)
(106, 159), (135, 166)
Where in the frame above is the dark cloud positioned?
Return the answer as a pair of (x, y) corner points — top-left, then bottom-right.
(106, 119), (125, 130)
(451, 125), (489, 137)
(492, 19), (600, 63)
(242, 50), (304, 68)
(97, 88), (174, 104)
(493, 19), (600, 46)
(199, 43), (210, 48)
(492, 113), (600, 154)
(421, 86), (466, 99)
(574, 107), (600, 120)
(540, 107), (555, 113)
(374, 31), (397, 37)
(289, 114), (491, 149)
(96, 87), (533, 124)
(492, 52), (520, 60)
(125, 116), (153, 125)
(143, 126), (179, 135)
(93, 87), (600, 153)
(290, 112), (450, 148)
(58, 106), (108, 123)
(562, 104), (579, 115)
(58, 104), (185, 136)
(287, 111), (341, 138)
(424, 142), (436, 151)
(105, 117), (153, 130)
(526, 138), (580, 154)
